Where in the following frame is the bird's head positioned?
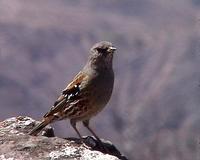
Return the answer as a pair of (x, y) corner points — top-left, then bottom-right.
(88, 41), (116, 69)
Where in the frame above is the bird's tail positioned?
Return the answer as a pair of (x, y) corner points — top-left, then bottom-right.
(28, 116), (54, 136)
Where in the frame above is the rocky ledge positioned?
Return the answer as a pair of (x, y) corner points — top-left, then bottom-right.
(0, 116), (127, 160)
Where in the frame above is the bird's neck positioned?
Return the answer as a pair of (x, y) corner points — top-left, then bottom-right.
(86, 56), (113, 71)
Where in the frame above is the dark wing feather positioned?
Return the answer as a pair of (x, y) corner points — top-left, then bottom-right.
(44, 72), (87, 118)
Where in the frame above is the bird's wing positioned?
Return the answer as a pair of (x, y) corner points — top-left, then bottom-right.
(44, 71), (88, 118)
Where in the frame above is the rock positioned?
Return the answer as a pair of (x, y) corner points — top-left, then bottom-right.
(0, 116), (128, 160)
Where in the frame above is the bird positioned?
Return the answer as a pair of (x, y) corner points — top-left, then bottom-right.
(29, 41), (116, 142)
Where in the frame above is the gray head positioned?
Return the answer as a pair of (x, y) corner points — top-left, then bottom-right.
(88, 41), (116, 70)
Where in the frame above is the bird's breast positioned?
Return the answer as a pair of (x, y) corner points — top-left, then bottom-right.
(89, 70), (114, 109)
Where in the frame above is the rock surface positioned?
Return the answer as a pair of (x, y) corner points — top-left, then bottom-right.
(0, 116), (127, 160)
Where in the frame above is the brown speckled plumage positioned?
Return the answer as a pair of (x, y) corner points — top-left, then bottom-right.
(29, 41), (116, 142)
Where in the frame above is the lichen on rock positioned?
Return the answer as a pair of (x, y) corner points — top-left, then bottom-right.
(0, 116), (127, 160)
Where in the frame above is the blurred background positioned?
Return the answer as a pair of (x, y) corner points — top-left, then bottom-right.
(0, 0), (200, 159)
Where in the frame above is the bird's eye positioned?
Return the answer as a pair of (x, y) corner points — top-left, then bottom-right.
(96, 48), (108, 53)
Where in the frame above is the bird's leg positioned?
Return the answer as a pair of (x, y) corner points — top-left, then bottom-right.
(82, 119), (111, 154)
(82, 120), (101, 142)
(70, 119), (82, 140)
(70, 119), (91, 149)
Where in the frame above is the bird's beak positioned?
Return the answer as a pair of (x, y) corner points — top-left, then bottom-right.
(108, 46), (117, 53)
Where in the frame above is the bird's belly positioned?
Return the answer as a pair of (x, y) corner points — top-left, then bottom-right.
(69, 75), (113, 122)
(67, 95), (108, 122)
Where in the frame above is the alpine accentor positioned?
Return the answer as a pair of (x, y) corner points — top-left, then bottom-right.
(29, 41), (116, 142)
